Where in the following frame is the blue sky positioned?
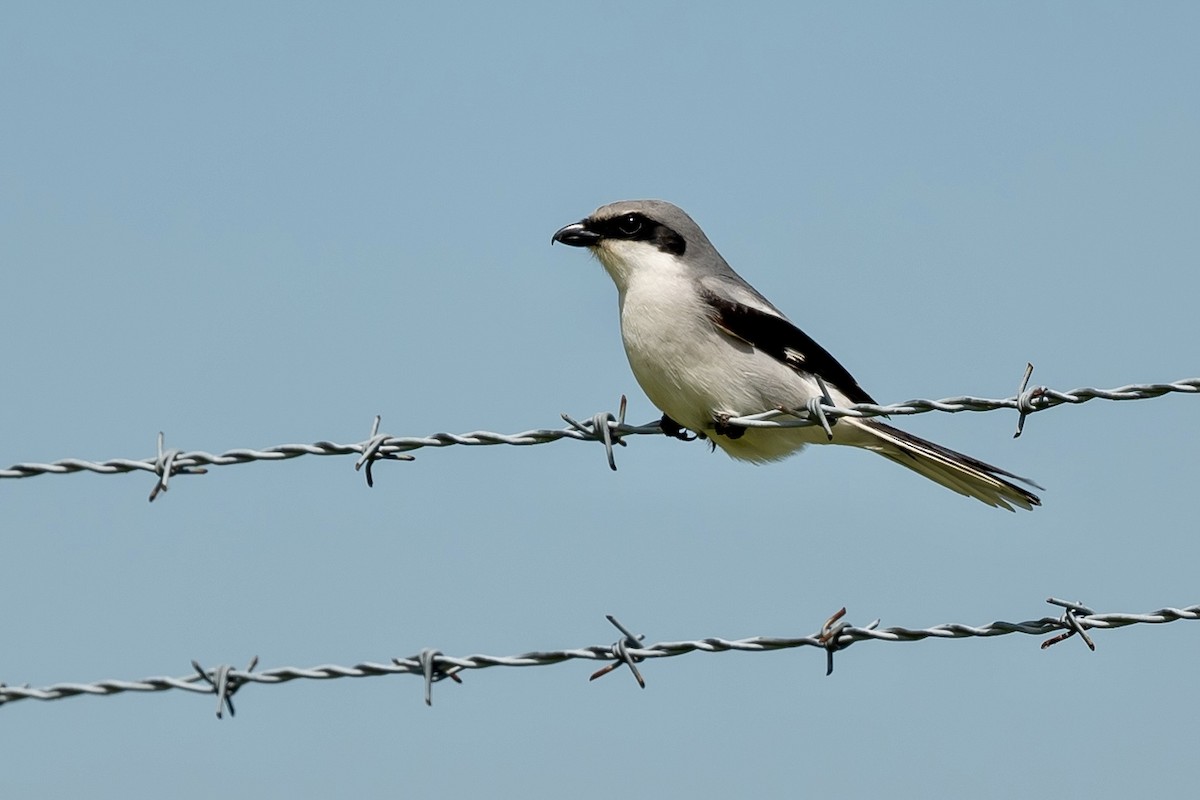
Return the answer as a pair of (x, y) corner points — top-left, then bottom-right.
(2, 3), (1197, 797)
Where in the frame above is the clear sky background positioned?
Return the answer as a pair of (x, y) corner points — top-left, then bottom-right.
(3, 3), (1197, 798)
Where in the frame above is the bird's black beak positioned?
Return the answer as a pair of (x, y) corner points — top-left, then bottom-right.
(552, 221), (601, 247)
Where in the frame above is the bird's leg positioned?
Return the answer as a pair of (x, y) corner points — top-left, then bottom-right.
(659, 414), (698, 441)
(712, 412), (746, 440)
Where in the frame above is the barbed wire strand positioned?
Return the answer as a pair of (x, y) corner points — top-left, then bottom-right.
(2, 599), (1195, 716)
(2, 369), (1197, 499)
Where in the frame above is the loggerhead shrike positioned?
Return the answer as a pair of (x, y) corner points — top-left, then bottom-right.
(553, 199), (1041, 511)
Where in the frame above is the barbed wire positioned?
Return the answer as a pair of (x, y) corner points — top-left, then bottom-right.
(2, 598), (1195, 716)
(2, 368), (1197, 500)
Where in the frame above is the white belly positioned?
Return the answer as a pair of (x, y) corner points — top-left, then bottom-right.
(617, 286), (842, 463)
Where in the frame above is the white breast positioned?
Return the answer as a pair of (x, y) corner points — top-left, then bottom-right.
(598, 242), (838, 462)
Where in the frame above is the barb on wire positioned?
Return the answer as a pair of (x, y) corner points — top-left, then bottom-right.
(355, 415), (416, 488)
(818, 607), (869, 676)
(148, 432), (207, 502)
(405, 649), (464, 707)
(1013, 363), (1042, 439)
(3, 372), (1197, 496)
(563, 395), (629, 471)
(1040, 598), (1098, 651)
(2, 600), (1195, 715)
(192, 656), (259, 718)
(803, 376), (838, 440)
(589, 614), (648, 687)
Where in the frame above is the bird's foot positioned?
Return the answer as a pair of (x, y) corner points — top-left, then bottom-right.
(712, 412), (746, 440)
(659, 414), (698, 442)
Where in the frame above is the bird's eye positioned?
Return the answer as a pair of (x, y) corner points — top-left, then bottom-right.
(616, 214), (643, 236)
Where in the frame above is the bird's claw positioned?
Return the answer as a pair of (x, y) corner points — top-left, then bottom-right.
(712, 413), (747, 440)
(659, 414), (698, 442)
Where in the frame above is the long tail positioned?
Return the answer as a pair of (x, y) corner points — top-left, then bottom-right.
(843, 418), (1042, 511)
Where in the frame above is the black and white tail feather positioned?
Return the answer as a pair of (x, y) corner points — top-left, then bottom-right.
(846, 419), (1041, 511)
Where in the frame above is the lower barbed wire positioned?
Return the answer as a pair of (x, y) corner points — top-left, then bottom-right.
(2, 600), (1196, 715)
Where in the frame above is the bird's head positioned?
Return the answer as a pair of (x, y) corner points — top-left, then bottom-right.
(553, 199), (713, 292)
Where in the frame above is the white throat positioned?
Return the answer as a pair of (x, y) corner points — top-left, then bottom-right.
(594, 240), (689, 297)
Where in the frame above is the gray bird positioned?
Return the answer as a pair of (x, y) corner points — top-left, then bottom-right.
(553, 199), (1041, 511)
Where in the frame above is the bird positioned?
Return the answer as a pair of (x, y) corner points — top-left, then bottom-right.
(552, 199), (1041, 511)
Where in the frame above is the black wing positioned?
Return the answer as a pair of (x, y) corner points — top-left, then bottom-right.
(700, 289), (877, 406)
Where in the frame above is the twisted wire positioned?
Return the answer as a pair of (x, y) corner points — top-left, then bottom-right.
(2, 601), (1195, 712)
(2, 374), (1196, 491)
